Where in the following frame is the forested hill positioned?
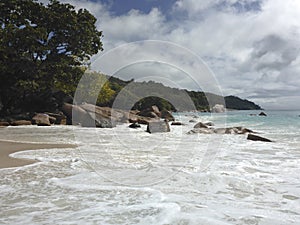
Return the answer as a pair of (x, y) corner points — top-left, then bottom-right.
(77, 72), (262, 112)
(224, 95), (262, 110)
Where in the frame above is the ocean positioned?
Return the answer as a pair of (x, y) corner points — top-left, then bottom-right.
(0, 110), (300, 224)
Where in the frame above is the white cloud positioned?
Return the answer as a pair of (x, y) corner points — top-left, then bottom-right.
(100, 8), (167, 47)
(40, 0), (300, 109)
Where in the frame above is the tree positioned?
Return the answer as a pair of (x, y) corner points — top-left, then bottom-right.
(75, 71), (115, 106)
(0, 0), (103, 115)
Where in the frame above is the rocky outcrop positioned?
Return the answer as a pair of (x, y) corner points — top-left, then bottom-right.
(247, 133), (272, 142)
(61, 103), (115, 128)
(259, 112), (267, 116)
(61, 103), (175, 128)
(147, 120), (170, 133)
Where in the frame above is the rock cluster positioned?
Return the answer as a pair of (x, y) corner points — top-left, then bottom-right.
(61, 103), (174, 128)
(187, 122), (272, 142)
(187, 126), (254, 135)
(0, 112), (66, 127)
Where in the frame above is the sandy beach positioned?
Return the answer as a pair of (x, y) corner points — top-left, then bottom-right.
(0, 140), (76, 169)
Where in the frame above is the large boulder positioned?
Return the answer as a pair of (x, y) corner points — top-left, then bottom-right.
(32, 113), (51, 126)
(194, 122), (208, 129)
(80, 103), (123, 124)
(212, 104), (225, 113)
(10, 120), (32, 126)
(62, 103), (115, 128)
(147, 120), (170, 133)
(61, 103), (88, 125)
(160, 110), (175, 121)
(247, 134), (272, 142)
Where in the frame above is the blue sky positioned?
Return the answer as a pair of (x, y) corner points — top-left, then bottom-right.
(41, 0), (300, 110)
(98, 0), (177, 15)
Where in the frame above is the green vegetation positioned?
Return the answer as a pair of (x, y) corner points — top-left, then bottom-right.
(0, 0), (103, 115)
(75, 73), (261, 112)
(224, 95), (261, 110)
(0, 0), (261, 116)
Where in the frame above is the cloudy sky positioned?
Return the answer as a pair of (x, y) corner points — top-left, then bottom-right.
(45, 0), (300, 110)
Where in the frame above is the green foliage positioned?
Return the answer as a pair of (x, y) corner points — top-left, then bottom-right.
(97, 77), (261, 112)
(133, 96), (175, 111)
(0, 0), (103, 115)
(187, 91), (209, 111)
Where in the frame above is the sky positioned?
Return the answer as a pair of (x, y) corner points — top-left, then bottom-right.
(41, 0), (300, 110)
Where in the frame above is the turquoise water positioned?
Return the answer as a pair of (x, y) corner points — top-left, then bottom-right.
(225, 110), (300, 128)
(0, 110), (300, 224)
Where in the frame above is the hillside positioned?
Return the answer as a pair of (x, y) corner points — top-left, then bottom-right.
(77, 72), (262, 112)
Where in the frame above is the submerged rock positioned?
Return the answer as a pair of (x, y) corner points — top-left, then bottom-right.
(259, 112), (267, 116)
(171, 121), (184, 126)
(193, 122), (208, 129)
(147, 121), (170, 133)
(187, 128), (214, 134)
(129, 123), (141, 128)
(247, 133), (272, 142)
(204, 122), (214, 126)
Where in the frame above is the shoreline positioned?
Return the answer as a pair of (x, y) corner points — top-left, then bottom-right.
(0, 140), (77, 169)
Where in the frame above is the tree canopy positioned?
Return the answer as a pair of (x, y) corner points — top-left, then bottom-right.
(0, 0), (103, 115)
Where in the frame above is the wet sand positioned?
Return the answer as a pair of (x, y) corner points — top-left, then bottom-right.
(0, 140), (76, 169)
